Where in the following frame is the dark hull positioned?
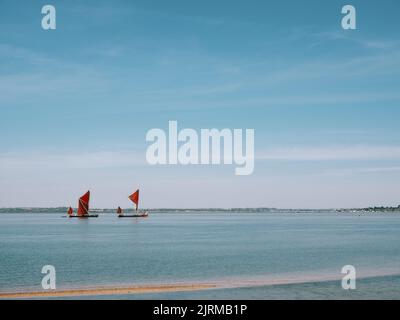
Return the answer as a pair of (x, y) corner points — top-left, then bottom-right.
(118, 214), (148, 218)
(68, 215), (99, 218)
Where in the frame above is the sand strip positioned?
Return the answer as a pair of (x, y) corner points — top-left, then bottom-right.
(0, 283), (215, 299)
(1, 269), (399, 299)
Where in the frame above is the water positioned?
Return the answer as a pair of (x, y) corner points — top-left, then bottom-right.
(0, 211), (400, 299)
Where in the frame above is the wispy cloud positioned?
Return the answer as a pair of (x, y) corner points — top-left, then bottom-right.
(2, 145), (400, 174)
(312, 31), (399, 50)
(258, 145), (400, 161)
(0, 150), (146, 171)
(0, 44), (54, 65)
(316, 166), (400, 179)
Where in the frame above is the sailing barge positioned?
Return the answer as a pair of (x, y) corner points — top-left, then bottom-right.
(68, 191), (98, 218)
(117, 189), (148, 218)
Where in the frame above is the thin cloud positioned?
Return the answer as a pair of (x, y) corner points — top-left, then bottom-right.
(317, 166), (400, 178)
(0, 44), (54, 65)
(0, 150), (146, 171)
(2, 145), (400, 173)
(313, 31), (399, 50)
(258, 145), (400, 161)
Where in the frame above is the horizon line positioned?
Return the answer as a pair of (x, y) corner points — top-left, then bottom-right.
(1, 205), (399, 211)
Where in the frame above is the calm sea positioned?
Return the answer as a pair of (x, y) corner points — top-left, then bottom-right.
(0, 211), (400, 299)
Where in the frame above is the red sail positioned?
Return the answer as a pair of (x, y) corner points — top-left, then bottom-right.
(77, 191), (90, 216)
(67, 207), (73, 215)
(128, 189), (139, 211)
(117, 206), (122, 214)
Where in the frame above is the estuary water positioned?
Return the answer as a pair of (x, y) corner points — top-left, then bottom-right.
(0, 211), (400, 299)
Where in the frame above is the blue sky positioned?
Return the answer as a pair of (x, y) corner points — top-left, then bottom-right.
(1, 0), (400, 208)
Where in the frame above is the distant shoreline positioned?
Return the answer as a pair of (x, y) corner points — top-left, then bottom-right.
(0, 206), (399, 213)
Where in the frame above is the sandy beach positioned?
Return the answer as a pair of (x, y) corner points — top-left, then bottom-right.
(0, 283), (216, 299)
(2, 267), (399, 299)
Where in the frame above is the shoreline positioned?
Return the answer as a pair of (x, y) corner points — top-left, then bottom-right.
(1, 270), (399, 299)
(1, 207), (400, 214)
(0, 283), (216, 299)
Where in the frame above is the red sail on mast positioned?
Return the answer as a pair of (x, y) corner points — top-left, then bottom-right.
(77, 191), (90, 216)
(67, 207), (74, 216)
(128, 189), (139, 211)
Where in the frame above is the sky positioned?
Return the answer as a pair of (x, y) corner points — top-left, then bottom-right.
(0, 0), (400, 208)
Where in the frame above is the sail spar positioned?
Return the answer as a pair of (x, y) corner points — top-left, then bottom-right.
(77, 191), (90, 216)
(128, 189), (139, 211)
